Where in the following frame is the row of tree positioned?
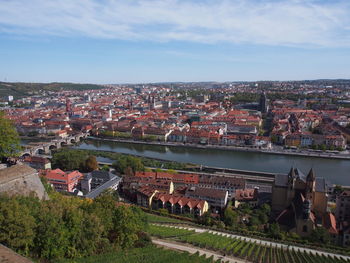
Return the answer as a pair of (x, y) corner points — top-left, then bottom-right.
(51, 150), (99, 172)
(0, 191), (150, 260)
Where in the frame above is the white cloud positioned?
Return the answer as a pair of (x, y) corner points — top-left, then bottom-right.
(0, 0), (349, 47)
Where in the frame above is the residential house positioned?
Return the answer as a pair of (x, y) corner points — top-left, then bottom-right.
(185, 186), (228, 213)
(234, 188), (258, 208)
(40, 168), (83, 192)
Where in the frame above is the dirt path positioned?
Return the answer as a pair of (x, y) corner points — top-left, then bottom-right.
(152, 238), (250, 263)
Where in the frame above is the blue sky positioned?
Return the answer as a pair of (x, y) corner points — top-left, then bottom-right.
(0, 0), (349, 83)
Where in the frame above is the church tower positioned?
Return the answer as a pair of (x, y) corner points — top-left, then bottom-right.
(66, 98), (72, 117)
(286, 167), (296, 204)
(305, 168), (316, 201)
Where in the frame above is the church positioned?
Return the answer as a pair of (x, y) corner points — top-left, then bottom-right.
(271, 168), (331, 237)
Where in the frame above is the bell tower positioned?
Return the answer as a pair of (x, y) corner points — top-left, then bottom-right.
(305, 168), (315, 202)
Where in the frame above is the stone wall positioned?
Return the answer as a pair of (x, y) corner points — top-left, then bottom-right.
(0, 164), (49, 200)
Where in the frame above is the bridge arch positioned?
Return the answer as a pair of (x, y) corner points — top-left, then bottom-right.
(35, 148), (45, 155)
(61, 141), (68, 147)
(49, 144), (57, 150)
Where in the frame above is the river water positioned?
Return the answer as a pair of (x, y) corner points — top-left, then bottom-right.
(74, 139), (350, 185)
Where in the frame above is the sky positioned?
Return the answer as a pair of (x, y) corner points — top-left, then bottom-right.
(0, 0), (349, 84)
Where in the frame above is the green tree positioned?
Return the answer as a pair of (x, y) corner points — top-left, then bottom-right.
(40, 176), (54, 195)
(268, 223), (283, 239)
(112, 155), (144, 174)
(0, 111), (21, 159)
(110, 205), (143, 248)
(320, 144), (327, 151)
(309, 226), (331, 244)
(84, 155), (98, 172)
(51, 150), (87, 171)
(88, 192), (116, 235)
(35, 201), (69, 259)
(223, 208), (238, 227)
(0, 197), (36, 255)
(198, 212), (212, 226)
(101, 164), (110, 171)
(249, 215), (261, 226)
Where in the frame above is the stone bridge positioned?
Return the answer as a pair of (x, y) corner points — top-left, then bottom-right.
(21, 133), (89, 157)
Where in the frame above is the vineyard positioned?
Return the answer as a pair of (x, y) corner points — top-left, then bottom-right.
(148, 224), (195, 238)
(56, 245), (218, 263)
(148, 224), (350, 263)
(146, 213), (185, 224)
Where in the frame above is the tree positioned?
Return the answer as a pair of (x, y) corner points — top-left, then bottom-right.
(223, 208), (238, 227)
(320, 144), (327, 151)
(198, 212), (212, 226)
(89, 192), (117, 235)
(85, 155), (98, 172)
(309, 226), (330, 244)
(101, 164), (110, 171)
(249, 216), (261, 226)
(51, 150), (88, 171)
(0, 198), (36, 255)
(35, 201), (69, 259)
(112, 155), (144, 175)
(110, 205), (143, 248)
(268, 223), (283, 239)
(0, 111), (21, 159)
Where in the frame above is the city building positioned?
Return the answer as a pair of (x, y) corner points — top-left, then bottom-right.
(185, 186), (228, 213)
(234, 188), (258, 208)
(336, 191), (350, 223)
(40, 168), (83, 192)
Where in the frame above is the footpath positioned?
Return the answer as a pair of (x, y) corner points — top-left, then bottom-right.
(152, 223), (350, 261)
(152, 238), (248, 263)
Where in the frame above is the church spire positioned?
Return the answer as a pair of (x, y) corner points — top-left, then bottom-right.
(288, 167), (295, 178)
(307, 168), (315, 182)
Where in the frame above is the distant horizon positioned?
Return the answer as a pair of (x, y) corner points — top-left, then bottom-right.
(1, 78), (350, 86)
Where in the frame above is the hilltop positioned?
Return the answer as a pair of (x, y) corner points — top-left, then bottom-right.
(0, 82), (105, 99)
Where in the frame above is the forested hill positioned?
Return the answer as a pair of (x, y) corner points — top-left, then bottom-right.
(0, 82), (105, 99)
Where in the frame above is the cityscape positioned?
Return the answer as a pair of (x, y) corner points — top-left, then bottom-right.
(1, 0), (350, 263)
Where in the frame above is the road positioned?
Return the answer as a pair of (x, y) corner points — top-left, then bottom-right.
(153, 223), (350, 261)
(152, 238), (249, 263)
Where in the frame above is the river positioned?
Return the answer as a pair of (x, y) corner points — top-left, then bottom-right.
(74, 139), (350, 185)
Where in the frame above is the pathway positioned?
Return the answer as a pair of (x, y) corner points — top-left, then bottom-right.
(152, 238), (249, 263)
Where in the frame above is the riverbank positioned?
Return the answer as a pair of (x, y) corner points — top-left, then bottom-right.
(88, 136), (350, 160)
(75, 138), (350, 184)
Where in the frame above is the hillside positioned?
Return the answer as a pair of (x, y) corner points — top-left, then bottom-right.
(0, 82), (105, 99)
